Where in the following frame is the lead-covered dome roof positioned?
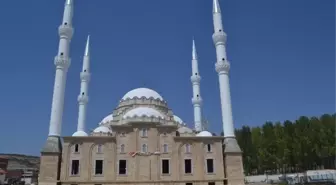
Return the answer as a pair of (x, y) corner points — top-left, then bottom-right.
(123, 107), (165, 119)
(173, 115), (184, 124)
(72, 130), (88, 137)
(93, 126), (112, 133)
(196, 130), (213, 137)
(121, 88), (164, 101)
(178, 126), (193, 134)
(99, 114), (113, 125)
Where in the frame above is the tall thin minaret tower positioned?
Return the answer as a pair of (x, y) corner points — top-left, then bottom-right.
(73, 36), (91, 137)
(42, 0), (74, 152)
(212, 1), (245, 184)
(212, 0), (241, 152)
(190, 39), (203, 132)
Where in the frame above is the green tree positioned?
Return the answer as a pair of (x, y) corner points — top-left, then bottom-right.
(218, 113), (335, 175)
(251, 127), (263, 174)
(236, 126), (255, 174)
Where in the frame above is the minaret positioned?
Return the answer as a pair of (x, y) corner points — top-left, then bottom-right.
(212, 1), (245, 184)
(73, 36), (91, 137)
(39, 1), (75, 185)
(212, 0), (241, 152)
(190, 39), (203, 132)
(42, 0), (74, 152)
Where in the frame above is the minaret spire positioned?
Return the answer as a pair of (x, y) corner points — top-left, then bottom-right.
(65, 0), (73, 5)
(191, 39), (203, 132)
(212, 0), (241, 152)
(84, 35), (90, 56)
(73, 36), (91, 137)
(43, 0), (74, 152)
(192, 39), (197, 59)
(213, 0), (221, 13)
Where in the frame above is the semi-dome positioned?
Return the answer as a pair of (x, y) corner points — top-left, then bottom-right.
(99, 114), (113, 125)
(93, 126), (112, 133)
(123, 107), (165, 119)
(196, 130), (213, 137)
(121, 88), (164, 101)
(72, 131), (88, 137)
(173, 115), (183, 124)
(177, 126), (193, 134)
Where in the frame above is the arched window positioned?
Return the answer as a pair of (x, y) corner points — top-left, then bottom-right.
(141, 128), (148, 137)
(185, 144), (191, 153)
(74, 144), (79, 153)
(176, 131), (180, 136)
(207, 144), (212, 152)
(163, 144), (168, 153)
(120, 144), (125, 153)
(97, 144), (103, 153)
(142, 144), (148, 153)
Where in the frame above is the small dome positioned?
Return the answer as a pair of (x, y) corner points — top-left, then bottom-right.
(173, 115), (183, 124)
(93, 126), (112, 133)
(121, 88), (164, 101)
(72, 131), (88, 137)
(123, 107), (165, 119)
(177, 126), (193, 134)
(100, 114), (113, 125)
(196, 131), (213, 137)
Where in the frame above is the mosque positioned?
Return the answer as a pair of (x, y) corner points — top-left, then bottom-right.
(38, 0), (245, 185)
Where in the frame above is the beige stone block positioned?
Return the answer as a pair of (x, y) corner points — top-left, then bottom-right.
(39, 154), (61, 182)
(224, 153), (245, 185)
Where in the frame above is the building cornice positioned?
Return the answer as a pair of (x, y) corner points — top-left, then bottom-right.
(63, 136), (115, 142)
(174, 136), (224, 141)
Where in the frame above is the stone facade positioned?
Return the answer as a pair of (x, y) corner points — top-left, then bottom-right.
(61, 130), (225, 183)
(39, 135), (244, 185)
(39, 91), (245, 185)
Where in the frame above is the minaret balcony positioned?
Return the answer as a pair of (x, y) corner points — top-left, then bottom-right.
(54, 56), (71, 69)
(215, 61), (230, 74)
(190, 75), (201, 83)
(192, 97), (203, 105)
(78, 95), (89, 104)
(58, 24), (73, 40)
(80, 72), (91, 82)
(212, 32), (227, 46)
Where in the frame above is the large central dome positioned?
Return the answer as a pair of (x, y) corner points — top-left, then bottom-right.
(121, 87), (164, 101)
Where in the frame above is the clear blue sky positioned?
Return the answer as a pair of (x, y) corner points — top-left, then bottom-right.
(0, 0), (334, 155)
